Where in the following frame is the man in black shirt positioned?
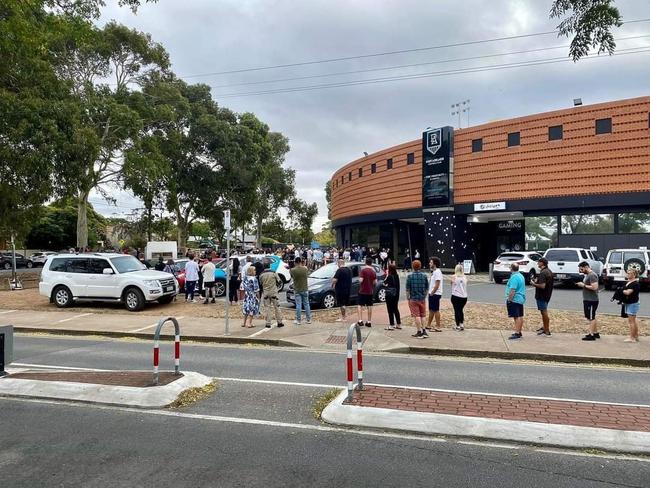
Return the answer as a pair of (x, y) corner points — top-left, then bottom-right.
(332, 260), (352, 322)
(532, 257), (554, 336)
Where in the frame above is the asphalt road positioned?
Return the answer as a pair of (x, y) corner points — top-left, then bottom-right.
(2, 335), (650, 487)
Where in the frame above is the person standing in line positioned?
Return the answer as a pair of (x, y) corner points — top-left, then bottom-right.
(154, 256), (166, 271)
(577, 261), (600, 341)
(531, 257), (553, 336)
(290, 257), (311, 325)
(404, 250), (412, 271)
(343, 248), (351, 262)
(357, 257), (377, 328)
(201, 258), (216, 304)
(406, 260), (429, 339)
(414, 249), (421, 261)
(241, 256), (253, 282)
(241, 266), (260, 328)
(505, 263), (526, 340)
(259, 259), (284, 328)
(450, 264), (468, 331)
(323, 249), (331, 265)
(229, 255), (241, 305)
(379, 249), (388, 270)
(622, 268), (640, 342)
(183, 254), (200, 303)
(383, 263), (401, 330)
(426, 257), (443, 332)
(332, 259), (352, 322)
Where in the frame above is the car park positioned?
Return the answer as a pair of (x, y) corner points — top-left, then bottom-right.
(286, 262), (386, 309)
(543, 247), (603, 285)
(0, 252), (34, 270)
(30, 252), (57, 267)
(492, 251), (543, 284)
(39, 253), (178, 311)
(176, 258), (229, 297)
(603, 248), (650, 290)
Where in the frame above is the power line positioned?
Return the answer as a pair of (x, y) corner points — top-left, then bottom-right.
(179, 18), (650, 79)
(210, 34), (650, 89)
(214, 47), (650, 99)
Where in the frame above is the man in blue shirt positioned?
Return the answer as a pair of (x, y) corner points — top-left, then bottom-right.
(505, 263), (526, 340)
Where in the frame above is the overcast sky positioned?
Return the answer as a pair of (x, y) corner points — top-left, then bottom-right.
(92, 0), (650, 230)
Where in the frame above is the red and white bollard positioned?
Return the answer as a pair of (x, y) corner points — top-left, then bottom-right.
(152, 317), (182, 385)
(346, 322), (364, 401)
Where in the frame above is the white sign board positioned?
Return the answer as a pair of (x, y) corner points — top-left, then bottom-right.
(590, 246), (598, 252)
(474, 201), (506, 212)
(224, 209), (231, 230)
(463, 260), (474, 274)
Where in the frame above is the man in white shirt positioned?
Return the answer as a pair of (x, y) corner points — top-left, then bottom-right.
(426, 256), (443, 332)
(201, 259), (216, 304)
(184, 254), (200, 303)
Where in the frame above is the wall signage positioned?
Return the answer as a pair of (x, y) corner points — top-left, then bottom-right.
(497, 220), (522, 231)
(474, 201), (506, 212)
(422, 126), (453, 207)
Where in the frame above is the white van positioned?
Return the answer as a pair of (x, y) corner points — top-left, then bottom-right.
(603, 248), (649, 290)
(543, 248), (603, 284)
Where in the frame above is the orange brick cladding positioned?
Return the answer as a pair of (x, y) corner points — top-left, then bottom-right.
(331, 96), (650, 222)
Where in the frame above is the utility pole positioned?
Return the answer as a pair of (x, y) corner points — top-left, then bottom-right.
(224, 209), (231, 335)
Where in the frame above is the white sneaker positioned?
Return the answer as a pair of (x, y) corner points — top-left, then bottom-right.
(293, 320), (301, 325)
(306, 320), (312, 325)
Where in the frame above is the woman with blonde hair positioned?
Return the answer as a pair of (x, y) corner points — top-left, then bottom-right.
(450, 263), (468, 331)
(622, 268), (641, 342)
(242, 265), (260, 328)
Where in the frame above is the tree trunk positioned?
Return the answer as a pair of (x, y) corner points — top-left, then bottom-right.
(175, 208), (187, 249)
(146, 205), (152, 242)
(77, 191), (89, 249)
(256, 215), (262, 249)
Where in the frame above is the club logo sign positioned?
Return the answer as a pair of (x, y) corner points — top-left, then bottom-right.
(426, 128), (442, 155)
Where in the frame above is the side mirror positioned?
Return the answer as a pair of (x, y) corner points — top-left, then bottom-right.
(102, 268), (114, 275)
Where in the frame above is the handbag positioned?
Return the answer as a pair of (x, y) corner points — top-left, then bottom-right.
(383, 276), (398, 298)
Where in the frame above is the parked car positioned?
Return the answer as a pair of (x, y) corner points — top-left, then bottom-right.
(0, 252), (34, 270)
(39, 253), (178, 312)
(175, 258), (229, 297)
(236, 254), (292, 290)
(30, 252), (57, 267)
(492, 251), (544, 284)
(543, 247), (603, 285)
(603, 248), (650, 290)
(286, 262), (386, 309)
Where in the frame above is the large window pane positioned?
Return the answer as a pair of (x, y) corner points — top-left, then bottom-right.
(561, 214), (613, 234)
(525, 216), (557, 251)
(618, 213), (650, 233)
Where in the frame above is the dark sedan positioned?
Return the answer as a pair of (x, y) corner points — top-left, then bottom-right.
(0, 252), (34, 270)
(286, 262), (386, 309)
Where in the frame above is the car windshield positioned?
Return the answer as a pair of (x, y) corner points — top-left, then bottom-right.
(545, 250), (579, 262)
(110, 256), (146, 273)
(310, 263), (337, 279)
(175, 260), (188, 271)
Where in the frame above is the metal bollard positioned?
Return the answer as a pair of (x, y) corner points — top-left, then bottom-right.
(0, 325), (13, 377)
(346, 322), (364, 401)
(152, 317), (181, 386)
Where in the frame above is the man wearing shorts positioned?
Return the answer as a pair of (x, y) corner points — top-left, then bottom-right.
(577, 261), (600, 341)
(505, 263), (526, 340)
(332, 259), (352, 322)
(532, 257), (553, 336)
(426, 257), (443, 332)
(357, 257), (377, 327)
(406, 260), (429, 339)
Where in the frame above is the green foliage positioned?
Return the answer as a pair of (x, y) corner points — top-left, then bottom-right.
(313, 228), (336, 247)
(550, 0), (622, 61)
(26, 202), (107, 250)
(288, 198), (319, 244)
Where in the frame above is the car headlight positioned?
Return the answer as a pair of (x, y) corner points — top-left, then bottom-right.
(144, 280), (161, 288)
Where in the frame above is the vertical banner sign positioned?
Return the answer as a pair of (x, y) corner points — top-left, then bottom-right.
(422, 126), (454, 207)
(224, 209), (231, 230)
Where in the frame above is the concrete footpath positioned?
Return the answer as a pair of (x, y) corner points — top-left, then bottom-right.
(1, 308), (649, 366)
(322, 385), (650, 454)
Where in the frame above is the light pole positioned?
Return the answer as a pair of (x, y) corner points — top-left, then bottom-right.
(224, 209), (231, 335)
(450, 99), (471, 128)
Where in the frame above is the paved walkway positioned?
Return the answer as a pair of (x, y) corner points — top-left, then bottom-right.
(344, 385), (650, 432)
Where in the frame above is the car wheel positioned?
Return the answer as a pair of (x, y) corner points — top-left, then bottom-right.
(124, 287), (145, 312)
(624, 258), (646, 276)
(3, 262), (10, 270)
(157, 295), (174, 304)
(52, 286), (73, 308)
(214, 280), (226, 297)
(376, 287), (387, 303)
(322, 291), (336, 309)
(26, 261), (33, 269)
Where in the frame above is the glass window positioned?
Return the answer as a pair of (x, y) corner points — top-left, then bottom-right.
(471, 138), (483, 152)
(608, 251), (622, 264)
(618, 213), (650, 233)
(624, 251), (646, 263)
(525, 216), (557, 251)
(548, 125), (563, 141)
(387, 158), (393, 169)
(49, 258), (68, 272)
(371, 163), (376, 174)
(358, 168), (363, 177)
(69, 259), (88, 273)
(580, 250), (588, 259)
(348, 171), (352, 181)
(88, 259), (110, 274)
(110, 256), (146, 273)
(561, 214), (614, 234)
(498, 253), (525, 261)
(545, 249), (580, 262)
(351, 265), (359, 278)
(309, 263), (337, 279)
(507, 132), (520, 147)
(596, 118), (612, 134)
(407, 153), (415, 165)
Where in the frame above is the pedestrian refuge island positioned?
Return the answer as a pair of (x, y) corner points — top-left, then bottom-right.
(346, 322), (364, 401)
(152, 317), (181, 386)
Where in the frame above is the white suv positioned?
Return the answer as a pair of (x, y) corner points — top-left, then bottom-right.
(492, 251), (544, 284)
(544, 248), (603, 284)
(603, 248), (649, 290)
(40, 253), (178, 312)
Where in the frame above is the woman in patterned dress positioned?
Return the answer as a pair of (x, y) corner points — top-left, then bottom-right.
(242, 265), (260, 328)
